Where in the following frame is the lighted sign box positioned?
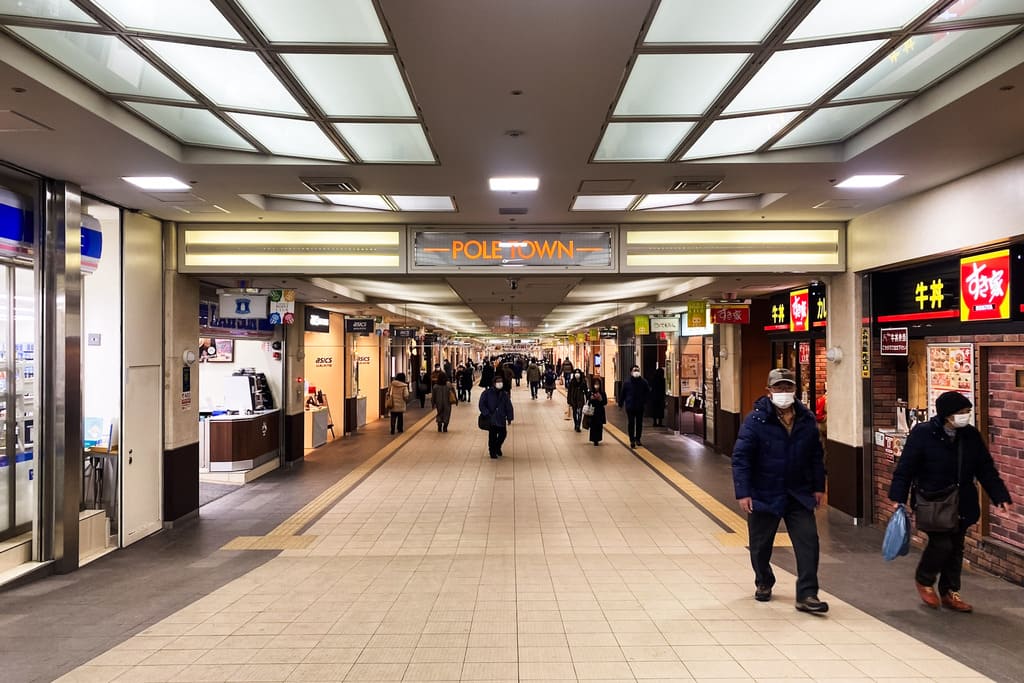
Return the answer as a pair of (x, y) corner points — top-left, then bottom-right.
(304, 306), (331, 333)
(763, 283), (825, 334)
(345, 318), (374, 334)
(411, 229), (615, 273)
(961, 249), (1011, 322)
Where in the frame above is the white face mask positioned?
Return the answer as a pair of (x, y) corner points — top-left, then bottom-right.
(631, 371), (641, 378)
(952, 413), (970, 428)
(770, 392), (795, 409)
(494, 382), (504, 389)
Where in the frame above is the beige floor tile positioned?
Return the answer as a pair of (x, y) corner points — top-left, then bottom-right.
(112, 664), (188, 683)
(517, 661), (577, 679)
(682, 659), (748, 678)
(572, 661), (636, 680)
(169, 663), (243, 682)
(225, 662), (299, 681)
(464, 646), (518, 663)
(571, 646), (626, 662)
(458, 662), (518, 680)
(285, 662), (352, 681)
(628, 659), (692, 679)
(55, 666), (131, 683)
(401, 662), (463, 681)
(344, 662), (408, 681)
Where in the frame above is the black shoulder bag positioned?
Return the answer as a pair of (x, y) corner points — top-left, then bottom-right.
(913, 438), (962, 533)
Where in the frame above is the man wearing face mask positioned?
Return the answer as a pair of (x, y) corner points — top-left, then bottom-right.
(621, 365), (651, 448)
(732, 368), (828, 614)
(889, 391), (1011, 613)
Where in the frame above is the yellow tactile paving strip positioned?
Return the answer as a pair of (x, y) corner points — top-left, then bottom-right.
(221, 411), (437, 551)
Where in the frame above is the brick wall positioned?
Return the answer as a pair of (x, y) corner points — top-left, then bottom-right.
(872, 334), (1024, 586)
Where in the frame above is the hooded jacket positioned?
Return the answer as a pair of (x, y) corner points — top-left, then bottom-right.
(889, 416), (1011, 527)
(387, 379), (410, 412)
(732, 395), (826, 516)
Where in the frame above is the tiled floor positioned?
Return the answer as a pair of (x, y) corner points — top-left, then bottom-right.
(54, 387), (996, 682)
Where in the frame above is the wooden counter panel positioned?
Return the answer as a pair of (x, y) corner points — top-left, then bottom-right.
(209, 415), (280, 463)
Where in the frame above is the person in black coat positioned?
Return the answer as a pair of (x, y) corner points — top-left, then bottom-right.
(649, 367), (667, 427)
(478, 359), (496, 389)
(586, 378), (608, 445)
(732, 368), (828, 613)
(621, 365), (651, 448)
(479, 379), (514, 458)
(889, 391), (1012, 612)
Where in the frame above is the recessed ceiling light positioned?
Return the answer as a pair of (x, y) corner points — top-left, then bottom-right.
(835, 174), (904, 188)
(489, 177), (539, 191)
(122, 176), (191, 191)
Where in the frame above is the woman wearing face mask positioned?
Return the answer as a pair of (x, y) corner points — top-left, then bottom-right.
(889, 391), (1012, 613)
(567, 370), (588, 432)
(586, 377), (608, 445)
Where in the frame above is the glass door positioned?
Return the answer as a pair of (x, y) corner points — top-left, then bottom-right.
(0, 264), (35, 541)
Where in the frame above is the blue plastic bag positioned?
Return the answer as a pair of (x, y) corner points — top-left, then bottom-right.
(882, 504), (910, 561)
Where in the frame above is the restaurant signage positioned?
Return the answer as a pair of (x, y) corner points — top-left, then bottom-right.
(764, 283), (825, 333)
(599, 327), (618, 339)
(880, 327), (909, 356)
(634, 315), (650, 335)
(873, 257), (960, 323)
(861, 327), (871, 378)
(344, 317), (374, 334)
(710, 305), (750, 324)
(650, 316), (680, 334)
(790, 288), (810, 333)
(687, 301), (707, 328)
(413, 231), (612, 268)
(961, 249), (1011, 322)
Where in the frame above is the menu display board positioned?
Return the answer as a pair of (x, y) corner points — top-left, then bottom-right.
(681, 353), (700, 379)
(926, 343), (975, 421)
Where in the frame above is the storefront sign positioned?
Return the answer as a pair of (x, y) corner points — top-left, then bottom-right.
(218, 293), (269, 320)
(765, 294), (790, 332)
(269, 289), (296, 325)
(355, 355), (371, 364)
(650, 316), (679, 334)
(710, 305), (750, 324)
(799, 341), (810, 365)
(790, 288), (810, 333)
(873, 258), (960, 323)
(413, 231), (612, 268)
(861, 327), (871, 378)
(961, 249), (1011, 321)
(588, 328), (600, 342)
(599, 327), (617, 339)
(314, 356), (333, 367)
(634, 315), (650, 335)
(391, 327), (416, 338)
(304, 306), (331, 333)
(687, 301), (707, 328)
(880, 327), (909, 356)
(812, 283), (828, 328)
(345, 317), (374, 334)
(576, 332), (586, 343)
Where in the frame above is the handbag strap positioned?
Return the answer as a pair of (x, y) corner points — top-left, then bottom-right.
(955, 433), (963, 486)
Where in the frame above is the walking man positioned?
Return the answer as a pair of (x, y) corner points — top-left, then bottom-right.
(732, 368), (829, 614)
(479, 375), (514, 458)
(526, 360), (542, 400)
(621, 365), (650, 448)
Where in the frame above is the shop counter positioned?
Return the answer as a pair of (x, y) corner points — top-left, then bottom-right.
(304, 407), (328, 449)
(202, 409), (280, 472)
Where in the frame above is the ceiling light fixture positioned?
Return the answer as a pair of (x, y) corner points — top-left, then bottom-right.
(489, 177), (539, 192)
(123, 176), (190, 191)
(835, 174), (904, 188)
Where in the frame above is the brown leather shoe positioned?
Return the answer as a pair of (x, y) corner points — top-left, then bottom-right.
(941, 591), (973, 612)
(915, 582), (940, 609)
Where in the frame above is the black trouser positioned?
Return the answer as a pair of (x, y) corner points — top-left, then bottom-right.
(917, 527), (967, 593)
(488, 424), (508, 456)
(389, 411), (404, 433)
(748, 496), (820, 600)
(530, 381), (540, 399)
(515, 377), (521, 386)
(589, 421), (604, 444)
(626, 409), (644, 443)
(572, 405), (583, 430)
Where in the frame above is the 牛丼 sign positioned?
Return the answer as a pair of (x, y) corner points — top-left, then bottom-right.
(880, 327), (909, 356)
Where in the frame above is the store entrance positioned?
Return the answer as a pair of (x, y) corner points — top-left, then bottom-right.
(0, 264), (35, 543)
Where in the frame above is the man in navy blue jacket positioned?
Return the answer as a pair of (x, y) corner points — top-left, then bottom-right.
(621, 365), (651, 448)
(732, 368), (828, 613)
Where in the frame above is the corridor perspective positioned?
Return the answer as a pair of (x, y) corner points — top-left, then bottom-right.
(3, 383), (1016, 683)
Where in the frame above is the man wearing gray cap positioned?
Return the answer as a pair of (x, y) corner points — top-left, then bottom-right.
(732, 368), (829, 613)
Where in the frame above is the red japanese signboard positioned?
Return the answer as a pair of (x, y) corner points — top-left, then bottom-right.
(790, 288), (810, 333)
(960, 249), (1011, 322)
(710, 305), (750, 324)
(880, 327), (909, 356)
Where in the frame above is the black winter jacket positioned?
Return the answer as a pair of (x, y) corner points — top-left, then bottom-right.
(732, 396), (826, 516)
(889, 416), (1011, 527)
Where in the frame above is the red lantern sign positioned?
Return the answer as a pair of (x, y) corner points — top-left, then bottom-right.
(790, 288), (810, 333)
(960, 249), (1011, 322)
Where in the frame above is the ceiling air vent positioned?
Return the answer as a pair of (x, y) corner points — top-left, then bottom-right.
(301, 177), (360, 193)
(499, 207), (528, 215)
(669, 177), (723, 193)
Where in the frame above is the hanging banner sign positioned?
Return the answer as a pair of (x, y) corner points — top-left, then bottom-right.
(650, 316), (679, 334)
(304, 306), (331, 333)
(413, 231), (612, 268)
(599, 327), (617, 339)
(687, 301), (707, 328)
(344, 318), (374, 334)
(790, 288), (810, 333)
(710, 305), (750, 324)
(961, 249), (1011, 321)
(880, 327), (909, 356)
(391, 327), (416, 338)
(588, 328), (600, 342)
(268, 289), (296, 325)
(218, 293), (269, 320)
(634, 315), (650, 335)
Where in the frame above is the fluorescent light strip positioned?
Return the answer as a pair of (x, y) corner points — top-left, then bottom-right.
(123, 176), (190, 190)
(489, 177), (539, 191)
(627, 253), (839, 266)
(627, 230), (840, 245)
(185, 230), (401, 246)
(185, 254), (400, 267)
(835, 174), (904, 188)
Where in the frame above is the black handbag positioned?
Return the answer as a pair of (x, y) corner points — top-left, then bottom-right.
(478, 414), (490, 430)
(913, 440), (962, 533)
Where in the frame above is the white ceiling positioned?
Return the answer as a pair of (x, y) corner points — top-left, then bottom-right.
(1, 0), (1023, 335)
